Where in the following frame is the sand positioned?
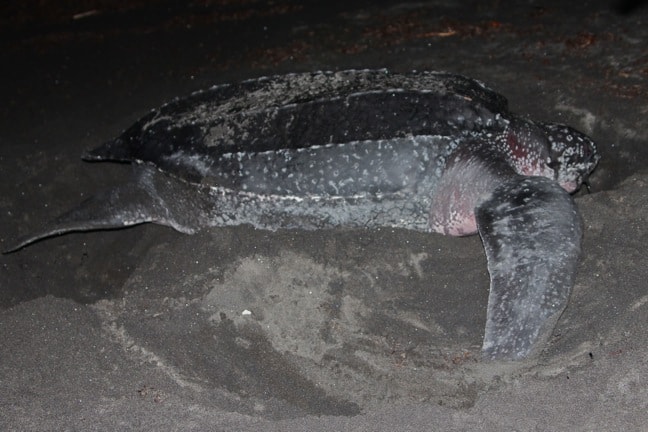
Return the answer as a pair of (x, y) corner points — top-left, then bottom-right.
(1, 1), (646, 430)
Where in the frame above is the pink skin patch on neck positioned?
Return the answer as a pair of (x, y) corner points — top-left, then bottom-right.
(505, 131), (553, 178)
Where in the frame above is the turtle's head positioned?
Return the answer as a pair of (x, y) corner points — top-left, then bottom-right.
(540, 123), (600, 193)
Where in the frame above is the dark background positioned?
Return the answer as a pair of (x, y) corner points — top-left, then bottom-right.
(1, 1), (647, 430)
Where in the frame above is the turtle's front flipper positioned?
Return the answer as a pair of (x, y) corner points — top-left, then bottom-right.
(4, 166), (204, 253)
(476, 176), (582, 361)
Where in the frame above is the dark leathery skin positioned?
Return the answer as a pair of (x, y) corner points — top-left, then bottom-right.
(6, 70), (601, 362)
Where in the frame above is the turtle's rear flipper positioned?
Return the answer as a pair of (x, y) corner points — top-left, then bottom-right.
(4, 166), (203, 253)
(476, 176), (582, 361)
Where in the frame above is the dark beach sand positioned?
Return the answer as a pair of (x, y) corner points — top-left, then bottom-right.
(1, 1), (646, 430)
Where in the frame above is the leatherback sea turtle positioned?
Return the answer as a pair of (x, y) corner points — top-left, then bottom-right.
(6, 70), (599, 361)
